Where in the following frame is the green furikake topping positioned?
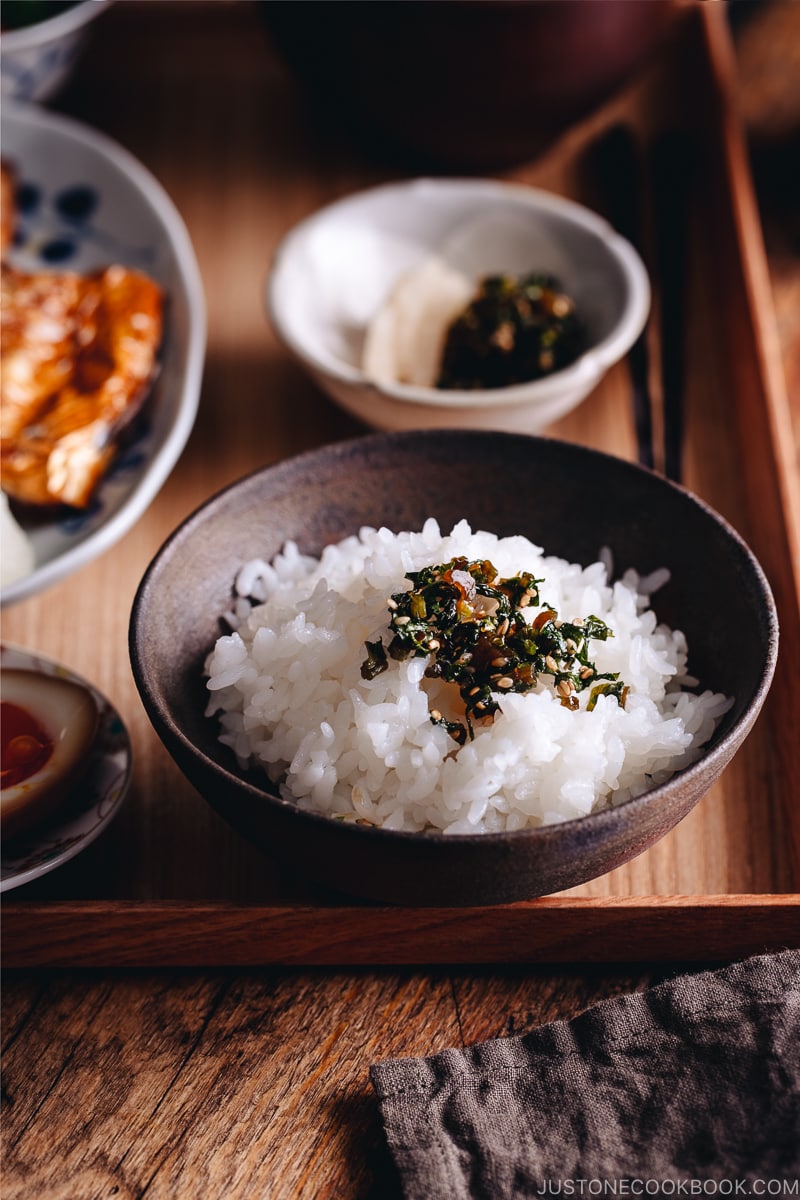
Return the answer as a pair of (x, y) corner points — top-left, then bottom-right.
(360, 558), (629, 744)
(437, 272), (585, 391)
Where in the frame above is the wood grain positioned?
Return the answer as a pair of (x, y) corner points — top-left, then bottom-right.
(0, 959), (729, 1200)
(1, 0), (798, 963)
(450, 964), (660, 1045)
(3, 897), (797, 969)
(1, 969), (458, 1200)
(2, 974), (225, 1200)
(1, 6), (798, 1199)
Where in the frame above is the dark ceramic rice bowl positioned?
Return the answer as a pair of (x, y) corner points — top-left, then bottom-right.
(129, 430), (778, 906)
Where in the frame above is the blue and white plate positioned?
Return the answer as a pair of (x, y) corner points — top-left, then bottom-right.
(1, 102), (206, 606)
(0, 0), (114, 103)
(0, 643), (132, 893)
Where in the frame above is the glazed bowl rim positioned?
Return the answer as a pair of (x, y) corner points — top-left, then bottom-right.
(129, 429), (779, 851)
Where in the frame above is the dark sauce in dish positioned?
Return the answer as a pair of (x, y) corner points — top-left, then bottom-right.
(1, 701), (53, 787)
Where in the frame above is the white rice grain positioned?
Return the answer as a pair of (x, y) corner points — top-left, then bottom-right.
(205, 521), (733, 833)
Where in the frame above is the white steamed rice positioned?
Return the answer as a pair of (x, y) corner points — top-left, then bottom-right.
(204, 520), (732, 834)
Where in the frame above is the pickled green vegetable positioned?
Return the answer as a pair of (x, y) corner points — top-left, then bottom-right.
(437, 272), (585, 391)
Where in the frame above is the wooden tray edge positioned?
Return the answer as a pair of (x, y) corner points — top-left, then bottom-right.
(3, 894), (798, 967)
(698, 5), (800, 890)
(701, 3), (800, 611)
(3, 8), (798, 970)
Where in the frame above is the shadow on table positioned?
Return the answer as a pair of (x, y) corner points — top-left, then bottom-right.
(326, 1085), (405, 1200)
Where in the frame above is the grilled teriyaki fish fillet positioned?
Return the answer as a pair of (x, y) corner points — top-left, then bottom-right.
(1, 262), (163, 508)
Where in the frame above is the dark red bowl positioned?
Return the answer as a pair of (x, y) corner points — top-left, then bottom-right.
(260, 0), (679, 170)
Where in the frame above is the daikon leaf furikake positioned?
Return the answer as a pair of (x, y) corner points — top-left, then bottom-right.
(360, 557), (629, 744)
(436, 272), (585, 391)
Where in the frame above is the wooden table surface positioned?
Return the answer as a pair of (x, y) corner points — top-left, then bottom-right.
(2, 3), (798, 1197)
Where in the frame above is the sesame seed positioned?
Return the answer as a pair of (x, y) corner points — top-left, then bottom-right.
(490, 321), (515, 352)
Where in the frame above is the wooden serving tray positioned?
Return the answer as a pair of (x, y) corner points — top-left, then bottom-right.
(3, 2), (798, 966)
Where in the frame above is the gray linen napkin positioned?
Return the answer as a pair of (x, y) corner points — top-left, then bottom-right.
(371, 951), (800, 1199)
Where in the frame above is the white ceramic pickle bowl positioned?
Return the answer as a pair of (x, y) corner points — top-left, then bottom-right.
(267, 178), (651, 433)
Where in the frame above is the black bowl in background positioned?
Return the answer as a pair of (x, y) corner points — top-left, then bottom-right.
(129, 430), (777, 906)
(259, 0), (680, 171)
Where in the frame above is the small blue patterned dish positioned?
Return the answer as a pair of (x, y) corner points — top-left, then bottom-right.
(0, 643), (132, 893)
(1, 102), (206, 606)
(0, 0), (113, 103)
